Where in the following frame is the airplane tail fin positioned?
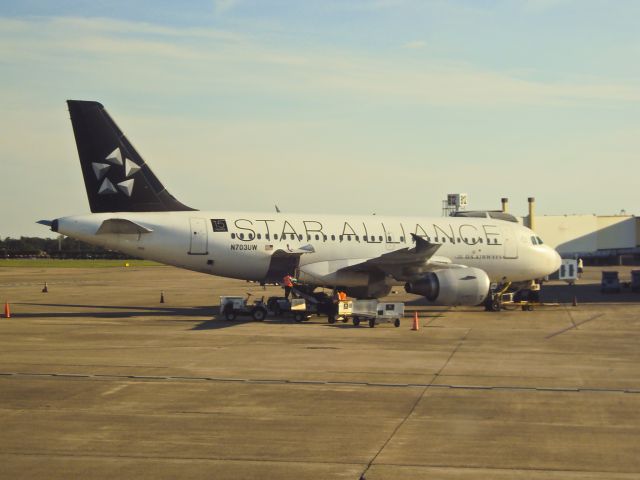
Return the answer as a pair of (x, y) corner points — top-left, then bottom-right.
(67, 100), (194, 213)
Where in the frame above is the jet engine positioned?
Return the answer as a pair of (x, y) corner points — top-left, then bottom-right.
(405, 267), (490, 306)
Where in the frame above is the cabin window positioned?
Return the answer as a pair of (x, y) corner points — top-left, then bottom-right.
(298, 234), (303, 240)
(315, 234), (320, 240)
(378, 236), (383, 242)
(231, 233), (236, 239)
(323, 235), (327, 241)
(331, 234), (336, 241)
(400, 236), (404, 242)
(307, 235), (311, 240)
(239, 233), (244, 239)
(479, 238), (483, 243)
(339, 235), (343, 241)
(265, 234), (270, 240)
(248, 234), (253, 240)
(257, 233), (261, 240)
(274, 234), (278, 240)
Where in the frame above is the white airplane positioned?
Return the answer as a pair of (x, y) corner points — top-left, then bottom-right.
(39, 101), (561, 309)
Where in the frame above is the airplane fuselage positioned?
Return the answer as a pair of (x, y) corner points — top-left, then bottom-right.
(55, 211), (561, 288)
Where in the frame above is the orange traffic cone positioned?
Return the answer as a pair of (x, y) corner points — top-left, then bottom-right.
(160, 291), (165, 303)
(42, 282), (48, 293)
(411, 311), (419, 331)
(4, 302), (11, 319)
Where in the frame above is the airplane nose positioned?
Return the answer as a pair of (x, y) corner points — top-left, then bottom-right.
(548, 247), (562, 274)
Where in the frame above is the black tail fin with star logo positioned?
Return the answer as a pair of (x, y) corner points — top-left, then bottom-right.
(67, 100), (195, 213)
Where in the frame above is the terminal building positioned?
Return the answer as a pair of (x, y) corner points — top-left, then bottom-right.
(445, 194), (640, 264)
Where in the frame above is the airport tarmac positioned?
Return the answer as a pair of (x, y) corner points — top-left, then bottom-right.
(1, 264), (639, 479)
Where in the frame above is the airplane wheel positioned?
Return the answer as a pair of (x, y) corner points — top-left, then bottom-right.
(353, 317), (360, 326)
(252, 308), (266, 321)
(369, 319), (376, 328)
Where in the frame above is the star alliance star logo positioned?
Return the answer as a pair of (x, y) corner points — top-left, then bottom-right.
(92, 147), (140, 197)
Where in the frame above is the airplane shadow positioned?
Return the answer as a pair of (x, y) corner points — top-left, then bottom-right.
(14, 302), (217, 320)
(541, 283), (640, 304)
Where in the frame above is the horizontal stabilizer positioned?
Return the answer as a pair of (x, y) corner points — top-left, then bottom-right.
(96, 218), (153, 235)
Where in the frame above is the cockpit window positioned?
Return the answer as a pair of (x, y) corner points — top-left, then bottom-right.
(536, 236), (544, 245)
(531, 236), (538, 245)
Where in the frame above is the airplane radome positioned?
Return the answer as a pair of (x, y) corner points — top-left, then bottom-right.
(39, 101), (562, 306)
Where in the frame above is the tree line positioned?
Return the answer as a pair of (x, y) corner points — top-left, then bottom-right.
(0, 236), (130, 259)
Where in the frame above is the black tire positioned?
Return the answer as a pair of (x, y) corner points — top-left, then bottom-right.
(491, 300), (501, 312)
(394, 318), (400, 328)
(353, 317), (360, 326)
(293, 312), (305, 323)
(252, 308), (266, 321)
(225, 311), (236, 321)
(369, 318), (376, 328)
(328, 315), (336, 324)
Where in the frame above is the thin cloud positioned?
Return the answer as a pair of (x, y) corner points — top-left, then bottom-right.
(403, 40), (427, 49)
(2, 16), (639, 107)
(213, 0), (240, 15)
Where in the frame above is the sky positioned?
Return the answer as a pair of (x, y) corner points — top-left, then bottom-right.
(1, 0), (639, 238)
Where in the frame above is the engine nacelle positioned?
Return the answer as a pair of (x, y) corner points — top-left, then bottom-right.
(405, 267), (490, 306)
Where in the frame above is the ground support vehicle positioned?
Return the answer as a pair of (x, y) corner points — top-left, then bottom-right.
(601, 271), (621, 294)
(351, 300), (404, 328)
(290, 288), (337, 323)
(337, 301), (354, 323)
(290, 298), (312, 323)
(266, 296), (291, 317)
(220, 294), (268, 321)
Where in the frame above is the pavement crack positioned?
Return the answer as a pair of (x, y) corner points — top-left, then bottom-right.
(546, 313), (604, 339)
(358, 328), (471, 480)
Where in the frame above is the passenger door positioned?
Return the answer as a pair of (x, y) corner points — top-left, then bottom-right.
(189, 218), (208, 255)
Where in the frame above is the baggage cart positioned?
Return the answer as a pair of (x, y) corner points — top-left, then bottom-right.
(352, 300), (404, 328)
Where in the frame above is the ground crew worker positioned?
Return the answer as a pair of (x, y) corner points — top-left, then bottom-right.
(282, 274), (295, 299)
(337, 291), (347, 301)
(577, 257), (584, 278)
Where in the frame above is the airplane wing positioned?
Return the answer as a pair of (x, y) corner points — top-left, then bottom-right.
(339, 234), (467, 281)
